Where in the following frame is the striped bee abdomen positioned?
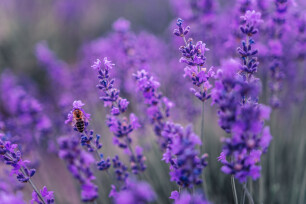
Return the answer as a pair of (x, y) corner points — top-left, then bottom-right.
(76, 119), (85, 132)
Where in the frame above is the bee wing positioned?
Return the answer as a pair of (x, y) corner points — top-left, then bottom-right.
(71, 117), (77, 126)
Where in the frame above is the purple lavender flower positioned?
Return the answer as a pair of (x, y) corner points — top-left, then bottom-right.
(80, 130), (102, 153)
(111, 155), (129, 185)
(58, 136), (98, 202)
(268, 0), (289, 108)
(130, 146), (146, 175)
(92, 57), (145, 175)
(0, 71), (52, 149)
(112, 178), (156, 204)
(112, 18), (131, 33)
(0, 191), (26, 204)
(31, 186), (54, 204)
(0, 136), (54, 204)
(96, 154), (111, 171)
(0, 139), (36, 183)
(133, 69), (173, 149)
(213, 10), (272, 183)
(170, 0), (219, 40)
(240, 10), (263, 36)
(80, 182), (99, 203)
(217, 104), (272, 182)
(174, 18), (215, 102)
(162, 122), (208, 188)
(134, 69), (208, 191)
(170, 190), (209, 204)
(35, 42), (74, 108)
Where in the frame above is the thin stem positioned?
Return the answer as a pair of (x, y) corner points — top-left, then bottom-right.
(5, 153), (46, 204)
(269, 111), (276, 197)
(127, 142), (136, 159)
(89, 140), (101, 160)
(28, 179), (46, 204)
(183, 36), (188, 46)
(200, 102), (209, 199)
(249, 179), (253, 199)
(125, 137), (144, 180)
(242, 183), (254, 204)
(231, 176), (239, 204)
(241, 182), (246, 204)
(200, 102), (205, 154)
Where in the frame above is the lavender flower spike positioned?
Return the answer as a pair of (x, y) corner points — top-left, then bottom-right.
(133, 69), (174, 150)
(58, 136), (98, 202)
(212, 10), (272, 184)
(170, 190), (209, 204)
(162, 122), (208, 188)
(174, 18), (215, 102)
(92, 57), (145, 175)
(0, 137), (54, 204)
(112, 178), (156, 204)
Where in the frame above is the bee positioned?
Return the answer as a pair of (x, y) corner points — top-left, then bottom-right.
(73, 108), (85, 133)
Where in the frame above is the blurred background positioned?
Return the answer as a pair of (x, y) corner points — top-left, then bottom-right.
(0, 0), (305, 203)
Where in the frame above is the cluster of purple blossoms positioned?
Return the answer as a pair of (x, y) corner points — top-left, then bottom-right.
(0, 71), (52, 149)
(174, 18), (215, 102)
(96, 153), (111, 171)
(0, 168), (26, 204)
(0, 139), (36, 183)
(58, 136), (98, 202)
(31, 186), (54, 204)
(268, 0), (288, 108)
(212, 10), (272, 183)
(162, 122), (208, 188)
(111, 155), (129, 184)
(92, 57), (145, 175)
(170, 0), (218, 31)
(92, 58), (139, 147)
(133, 69), (173, 149)
(80, 130), (102, 152)
(238, 10), (262, 75)
(35, 42), (74, 108)
(170, 190), (209, 204)
(65, 100), (109, 173)
(212, 59), (260, 132)
(0, 136), (54, 204)
(134, 69), (208, 192)
(110, 178), (156, 204)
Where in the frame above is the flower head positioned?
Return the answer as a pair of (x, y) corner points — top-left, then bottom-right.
(31, 186), (54, 204)
(240, 10), (263, 36)
(170, 191), (209, 204)
(114, 179), (156, 204)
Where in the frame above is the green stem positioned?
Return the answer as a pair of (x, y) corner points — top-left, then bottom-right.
(242, 183), (254, 204)
(28, 178), (46, 204)
(269, 111), (276, 198)
(248, 179), (253, 199)
(200, 102), (209, 199)
(231, 176), (239, 204)
(6, 154), (46, 204)
(241, 182), (246, 204)
(200, 102), (205, 154)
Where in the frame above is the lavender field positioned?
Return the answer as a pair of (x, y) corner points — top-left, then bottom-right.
(0, 0), (305, 203)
